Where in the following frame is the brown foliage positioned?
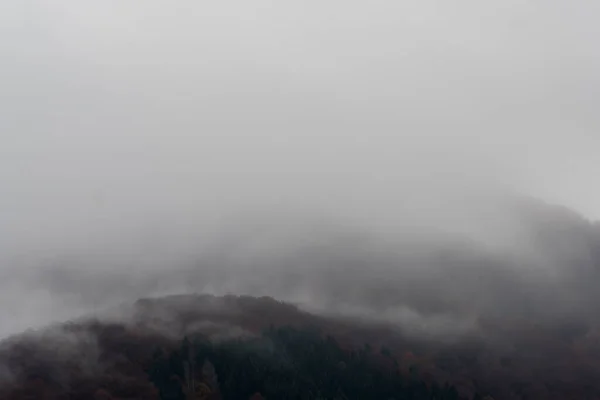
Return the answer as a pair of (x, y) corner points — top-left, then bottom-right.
(1, 294), (600, 399)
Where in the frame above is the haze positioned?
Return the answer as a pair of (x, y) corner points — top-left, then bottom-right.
(1, 1), (600, 338)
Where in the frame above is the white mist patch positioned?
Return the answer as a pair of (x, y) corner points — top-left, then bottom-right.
(297, 299), (479, 341)
(0, 283), (92, 339)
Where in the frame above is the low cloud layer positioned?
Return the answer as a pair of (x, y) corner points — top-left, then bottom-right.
(1, 1), (600, 339)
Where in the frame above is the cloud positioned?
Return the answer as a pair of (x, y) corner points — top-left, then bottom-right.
(0, 1), (599, 338)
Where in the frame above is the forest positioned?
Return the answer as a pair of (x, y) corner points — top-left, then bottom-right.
(1, 293), (599, 399)
(148, 326), (464, 399)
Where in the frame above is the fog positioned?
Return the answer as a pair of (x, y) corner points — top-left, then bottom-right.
(1, 1), (600, 339)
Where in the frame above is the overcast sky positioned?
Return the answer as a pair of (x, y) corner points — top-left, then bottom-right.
(1, 0), (600, 337)
(1, 0), (599, 251)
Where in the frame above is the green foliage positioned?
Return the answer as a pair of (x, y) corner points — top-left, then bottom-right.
(149, 326), (469, 400)
(148, 348), (185, 400)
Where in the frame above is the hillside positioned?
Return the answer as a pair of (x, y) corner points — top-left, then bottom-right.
(1, 293), (600, 399)
(2, 199), (600, 399)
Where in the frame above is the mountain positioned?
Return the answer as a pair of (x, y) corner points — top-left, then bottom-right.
(2, 199), (600, 399)
(0, 292), (600, 400)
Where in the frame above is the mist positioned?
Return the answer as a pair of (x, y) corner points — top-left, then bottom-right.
(1, 1), (600, 340)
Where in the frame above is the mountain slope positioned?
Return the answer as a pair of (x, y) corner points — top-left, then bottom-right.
(1, 293), (600, 399)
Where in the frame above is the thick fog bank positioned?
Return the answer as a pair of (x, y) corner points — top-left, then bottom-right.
(2, 1), (600, 339)
(1, 196), (599, 341)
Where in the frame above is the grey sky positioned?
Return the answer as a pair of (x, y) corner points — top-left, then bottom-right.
(1, 1), (600, 337)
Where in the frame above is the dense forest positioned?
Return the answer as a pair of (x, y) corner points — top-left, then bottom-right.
(148, 326), (463, 400)
(0, 292), (600, 399)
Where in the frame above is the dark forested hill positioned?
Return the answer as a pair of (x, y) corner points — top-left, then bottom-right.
(2, 199), (600, 399)
(1, 293), (600, 400)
